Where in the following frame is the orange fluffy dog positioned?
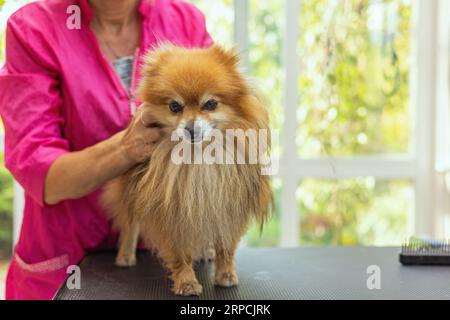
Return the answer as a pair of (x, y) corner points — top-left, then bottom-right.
(101, 45), (272, 296)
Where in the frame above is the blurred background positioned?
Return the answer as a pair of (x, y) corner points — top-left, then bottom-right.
(1, 0), (450, 299)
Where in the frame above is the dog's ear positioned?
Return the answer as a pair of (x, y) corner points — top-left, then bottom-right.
(210, 45), (241, 67)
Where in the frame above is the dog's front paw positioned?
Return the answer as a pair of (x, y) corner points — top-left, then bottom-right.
(115, 254), (137, 268)
(174, 279), (203, 296)
(215, 271), (239, 288)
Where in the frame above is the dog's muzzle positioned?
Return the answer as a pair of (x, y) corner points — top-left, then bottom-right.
(183, 119), (212, 143)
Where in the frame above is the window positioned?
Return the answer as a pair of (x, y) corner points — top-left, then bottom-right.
(296, 0), (414, 246)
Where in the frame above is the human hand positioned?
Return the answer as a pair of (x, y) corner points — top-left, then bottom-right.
(119, 104), (163, 165)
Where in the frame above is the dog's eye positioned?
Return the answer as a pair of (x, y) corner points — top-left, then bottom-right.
(169, 101), (183, 113)
(202, 99), (219, 111)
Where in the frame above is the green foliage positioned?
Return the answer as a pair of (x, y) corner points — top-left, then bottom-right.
(0, 29), (5, 64)
(298, 0), (412, 157)
(0, 0), (4, 64)
(299, 179), (412, 246)
(191, 0), (234, 46)
(0, 153), (13, 259)
(248, 0), (284, 133)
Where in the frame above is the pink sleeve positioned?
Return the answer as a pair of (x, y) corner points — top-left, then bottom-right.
(0, 15), (69, 207)
(171, 0), (214, 48)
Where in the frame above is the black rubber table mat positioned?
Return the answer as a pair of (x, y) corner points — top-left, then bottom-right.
(54, 247), (450, 300)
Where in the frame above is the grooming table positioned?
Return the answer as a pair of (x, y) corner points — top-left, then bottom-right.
(54, 247), (450, 300)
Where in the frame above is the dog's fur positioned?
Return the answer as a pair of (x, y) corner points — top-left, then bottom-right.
(101, 45), (272, 296)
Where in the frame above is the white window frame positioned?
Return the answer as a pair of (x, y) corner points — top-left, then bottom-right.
(3, 0), (447, 248)
(434, 0), (450, 238)
(412, 0), (439, 238)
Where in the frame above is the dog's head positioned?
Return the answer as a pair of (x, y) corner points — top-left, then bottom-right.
(138, 44), (266, 142)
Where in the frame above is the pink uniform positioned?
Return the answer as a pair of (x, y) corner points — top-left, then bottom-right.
(0, 0), (212, 300)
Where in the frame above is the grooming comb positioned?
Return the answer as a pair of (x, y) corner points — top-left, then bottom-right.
(400, 238), (450, 265)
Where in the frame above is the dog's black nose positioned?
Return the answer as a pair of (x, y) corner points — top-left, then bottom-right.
(187, 126), (196, 142)
(185, 122), (199, 142)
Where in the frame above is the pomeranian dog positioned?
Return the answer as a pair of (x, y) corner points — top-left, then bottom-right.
(101, 44), (272, 296)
